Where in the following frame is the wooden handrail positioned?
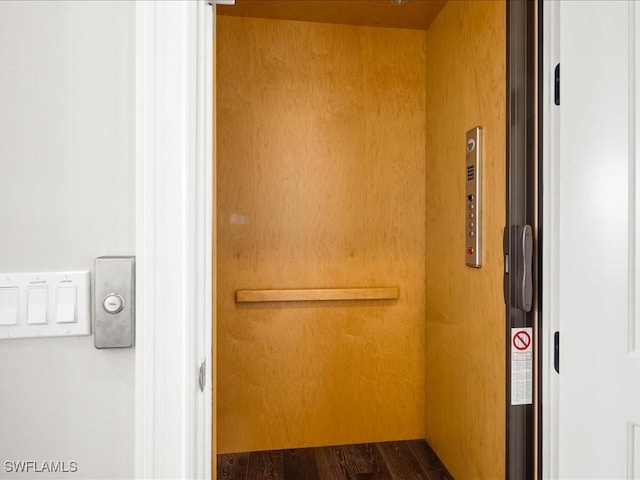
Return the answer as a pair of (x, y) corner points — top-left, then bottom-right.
(235, 287), (399, 303)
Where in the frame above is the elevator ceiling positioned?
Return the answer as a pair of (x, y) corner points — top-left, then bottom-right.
(217, 0), (447, 31)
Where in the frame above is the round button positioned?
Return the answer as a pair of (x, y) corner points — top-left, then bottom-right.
(103, 294), (125, 314)
(467, 139), (476, 152)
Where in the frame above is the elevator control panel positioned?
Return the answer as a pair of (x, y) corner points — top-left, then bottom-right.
(466, 126), (482, 268)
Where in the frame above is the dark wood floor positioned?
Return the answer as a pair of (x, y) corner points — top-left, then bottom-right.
(217, 440), (454, 480)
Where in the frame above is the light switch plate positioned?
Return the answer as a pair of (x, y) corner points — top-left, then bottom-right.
(0, 271), (90, 340)
(94, 256), (135, 349)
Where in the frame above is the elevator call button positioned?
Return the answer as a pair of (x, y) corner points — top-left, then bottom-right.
(103, 294), (124, 314)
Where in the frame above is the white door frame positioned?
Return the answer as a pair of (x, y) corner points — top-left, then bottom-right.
(134, 1), (214, 478)
(542, 1), (640, 477)
(541, 1), (560, 478)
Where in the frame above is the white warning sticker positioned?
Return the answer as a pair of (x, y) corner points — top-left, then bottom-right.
(511, 327), (533, 406)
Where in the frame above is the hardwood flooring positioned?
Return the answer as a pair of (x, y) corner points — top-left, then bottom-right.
(217, 440), (454, 480)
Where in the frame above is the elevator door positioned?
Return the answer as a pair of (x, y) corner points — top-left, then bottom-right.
(553, 1), (640, 476)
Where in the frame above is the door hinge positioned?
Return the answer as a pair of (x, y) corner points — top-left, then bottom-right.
(198, 359), (206, 392)
(554, 331), (560, 373)
(554, 63), (560, 105)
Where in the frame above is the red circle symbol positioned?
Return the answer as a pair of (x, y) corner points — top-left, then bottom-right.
(513, 331), (531, 351)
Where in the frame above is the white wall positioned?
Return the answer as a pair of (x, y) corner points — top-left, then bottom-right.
(0, 2), (135, 478)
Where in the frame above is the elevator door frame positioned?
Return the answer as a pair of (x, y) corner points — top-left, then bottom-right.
(210, 2), (537, 477)
(506, 0), (538, 478)
(134, 2), (214, 479)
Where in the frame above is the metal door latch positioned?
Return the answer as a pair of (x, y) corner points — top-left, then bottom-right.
(198, 359), (206, 392)
(504, 225), (533, 312)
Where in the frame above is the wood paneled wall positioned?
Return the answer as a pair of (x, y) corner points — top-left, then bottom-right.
(216, 16), (427, 453)
(424, 1), (506, 478)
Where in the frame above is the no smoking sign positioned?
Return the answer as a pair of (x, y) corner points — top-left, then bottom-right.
(513, 330), (531, 350)
(511, 327), (532, 406)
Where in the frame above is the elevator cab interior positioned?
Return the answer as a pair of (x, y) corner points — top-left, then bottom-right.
(215, 1), (506, 478)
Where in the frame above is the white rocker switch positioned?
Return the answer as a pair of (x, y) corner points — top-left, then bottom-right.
(56, 286), (76, 324)
(27, 286), (48, 325)
(0, 287), (19, 326)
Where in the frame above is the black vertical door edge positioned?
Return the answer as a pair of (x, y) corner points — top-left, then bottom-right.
(537, 0), (546, 477)
(505, 1), (537, 479)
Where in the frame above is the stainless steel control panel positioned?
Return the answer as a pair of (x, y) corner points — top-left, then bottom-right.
(94, 256), (135, 349)
(466, 126), (482, 268)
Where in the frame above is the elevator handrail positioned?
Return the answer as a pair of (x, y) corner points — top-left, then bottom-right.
(235, 287), (399, 303)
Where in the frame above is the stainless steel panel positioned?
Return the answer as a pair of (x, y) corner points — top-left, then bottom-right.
(466, 126), (482, 267)
(94, 256), (135, 349)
